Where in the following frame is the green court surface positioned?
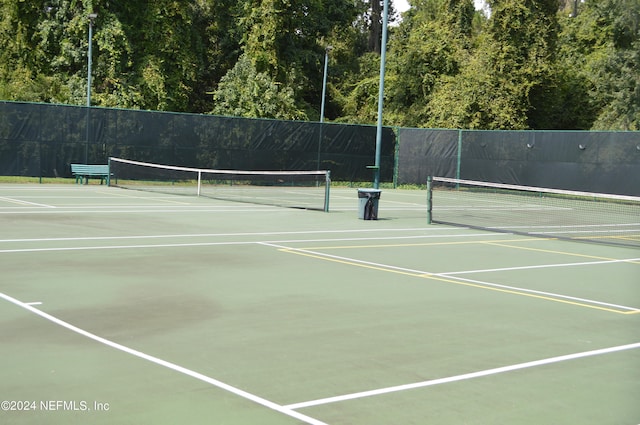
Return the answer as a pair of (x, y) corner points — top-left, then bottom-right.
(1, 184), (639, 425)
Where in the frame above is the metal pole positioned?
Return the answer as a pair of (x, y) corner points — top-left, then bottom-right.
(317, 46), (331, 170)
(320, 47), (331, 124)
(373, 0), (390, 189)
(324, 171), (331, 213)
(426, 176), (433, 224)
(85, 13), (96, 164)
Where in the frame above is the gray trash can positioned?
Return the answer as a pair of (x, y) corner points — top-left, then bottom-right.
(358, 189), (382, 220)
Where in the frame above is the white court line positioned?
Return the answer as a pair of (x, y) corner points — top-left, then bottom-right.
(0, 229), (492, 254)
(498, 223), (640, 230)
(3, 234), (635, 311)
(0, 241), (257, 254)
(0, 233), (495, 254)
(434, 273), (639, 312)
(0, 234), (485, 254)
(533, 229), (640, 235)
(0, 187), (84, 191)
(262, 243), (640, 313)
(0, 207), (287, 215)
(0, 228), (477, 243)
(284, 342), (640, 410)
(0, 205), (220, 209)
(0, 196), (55, 208)
(441, 257), (640, 275)
(0, 292), (328, 425)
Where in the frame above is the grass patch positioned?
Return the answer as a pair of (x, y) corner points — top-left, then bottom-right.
(0, 176), (90, 184)
(331, 181), (425, 190)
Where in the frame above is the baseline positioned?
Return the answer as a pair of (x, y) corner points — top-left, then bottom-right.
(0, 291), (328, 425)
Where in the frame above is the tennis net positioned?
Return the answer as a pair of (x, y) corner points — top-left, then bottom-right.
(108, 157), (331, 211)
(427, 177), (640, 248)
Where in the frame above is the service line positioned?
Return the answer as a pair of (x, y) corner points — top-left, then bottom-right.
(284, 342), (640, 410)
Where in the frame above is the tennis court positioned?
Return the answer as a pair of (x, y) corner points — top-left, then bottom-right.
(1, 183), (639, 425)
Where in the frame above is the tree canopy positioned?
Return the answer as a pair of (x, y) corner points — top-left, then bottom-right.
(1, 0), (638, 130)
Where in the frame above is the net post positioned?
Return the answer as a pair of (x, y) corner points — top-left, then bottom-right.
(426, 176), (433, 224)
(107, 157), (111, 187)
(197, 171), (202, 196)
(324, 170), (331, 212)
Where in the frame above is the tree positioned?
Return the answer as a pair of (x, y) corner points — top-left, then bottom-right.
(0, 0), (214, 111)
(222, 0), (358, 119)
(211, 54), (306, 120)
(1, 0), (637, 130)
(424, 0), (559, 129)
(558, 0), (640, 130)
(0, 0), (72, 102)
(334, 52), (382, 124)
(104, 0), (207, 111)
(381, 0), (476, 127)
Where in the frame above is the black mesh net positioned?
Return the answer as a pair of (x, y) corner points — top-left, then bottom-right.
(428, 177), (640, 248)
(109, 157), (331, 211)
(0, 101), (395, 184)
(396, 128), (640, 196)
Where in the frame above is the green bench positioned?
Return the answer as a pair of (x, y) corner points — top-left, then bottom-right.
(71, 164), (110, 185)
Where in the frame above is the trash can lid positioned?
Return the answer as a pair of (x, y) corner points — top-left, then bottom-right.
(357, 188), (382, 198)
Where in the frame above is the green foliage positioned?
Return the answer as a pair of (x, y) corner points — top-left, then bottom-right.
(557, 0), (640, 130)
(0, 0), (638, 130)
(238, 0), (358, 119)
(211, 54), (306, 120)
(334, 52), (381, 124)
(387, 1), (468, 126)
(0, 0), (213, 111)
(416, 0), (559, 129)
(425, 50), (530, 129)
(375, 0), (477, 127)
(0, 65), (71, 103)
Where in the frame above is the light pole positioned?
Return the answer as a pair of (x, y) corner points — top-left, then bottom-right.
(320, 45), (332, 124)
(85, 12), (97, 164)
(317, 45), (332, 170)
(373, 0), (390, 189)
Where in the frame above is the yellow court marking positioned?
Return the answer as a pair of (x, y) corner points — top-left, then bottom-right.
(482, 241), (640, 265)
(278, 248), (637, 315)
(295, 236), (639, 266)
(294, 237), (549, 251)
(573, 234), (640, 242)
